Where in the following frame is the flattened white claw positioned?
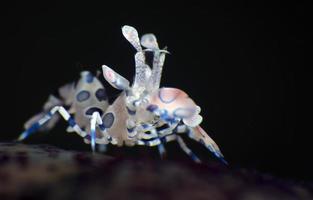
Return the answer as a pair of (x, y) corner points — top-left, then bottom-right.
(102, 65), (130, 90)
(141, 33), (159, 49)
(122, 25), (142, 52)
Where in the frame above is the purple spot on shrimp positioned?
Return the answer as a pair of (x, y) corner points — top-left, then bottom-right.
(147, 104), (158, 112)
(85, 107), (103, 116)
(127, 127), (135, 133)
(158, 89), (179, 103)
(86, 72), (94, 83)
(102, 112), (114, 128)
(76, 90), (90, 102)
(127, 107), (136, 115)
(95, 88), (107, 101)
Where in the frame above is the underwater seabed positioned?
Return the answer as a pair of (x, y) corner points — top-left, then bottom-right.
(0, 142), (312, 200)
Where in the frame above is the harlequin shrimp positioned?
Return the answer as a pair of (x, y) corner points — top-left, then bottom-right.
(18, 25), (227, 164)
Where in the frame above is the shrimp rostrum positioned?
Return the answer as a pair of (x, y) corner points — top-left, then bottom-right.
(18, 25), (227, 164)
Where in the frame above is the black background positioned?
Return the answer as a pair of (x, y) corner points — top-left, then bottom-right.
(1, 2), (309, 181)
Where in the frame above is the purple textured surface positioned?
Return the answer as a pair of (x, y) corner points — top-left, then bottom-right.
(0, 143), (312, 200)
